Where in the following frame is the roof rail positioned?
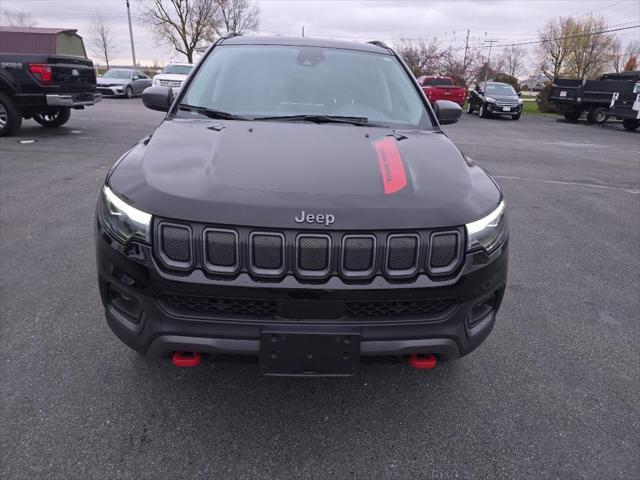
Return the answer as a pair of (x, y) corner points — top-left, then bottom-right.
(367, 40), (390, 50)
(222, 32), (242, 40)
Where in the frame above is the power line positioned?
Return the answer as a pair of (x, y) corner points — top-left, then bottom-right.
(485, 24), (640, 48)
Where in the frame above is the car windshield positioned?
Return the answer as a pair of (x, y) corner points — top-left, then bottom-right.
(162, 64), (193, 75)
(486, 83), (516, 95)
(102, 70), (131, 79)
(180, 44), (432, 129)
(422, 77), (453, 86)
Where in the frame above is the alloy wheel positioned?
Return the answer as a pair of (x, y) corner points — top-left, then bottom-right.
(0, 102), (7, 129)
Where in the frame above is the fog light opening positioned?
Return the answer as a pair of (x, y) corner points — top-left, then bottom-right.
(107, 284), (142, 323)
(469, 291), (499, 328)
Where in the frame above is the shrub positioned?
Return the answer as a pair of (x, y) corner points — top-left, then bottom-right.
(536, 82), (558, 113)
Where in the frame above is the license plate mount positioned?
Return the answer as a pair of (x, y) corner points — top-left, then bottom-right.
(502, 106), (511, 111)
(259, 332), (360, 376)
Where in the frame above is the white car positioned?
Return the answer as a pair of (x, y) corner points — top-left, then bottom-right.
(152, 63), (194, 95)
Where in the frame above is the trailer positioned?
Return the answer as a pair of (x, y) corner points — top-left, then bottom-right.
(548, 72), (640, 130)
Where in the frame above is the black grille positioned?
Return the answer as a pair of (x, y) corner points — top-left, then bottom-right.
(160, 225), (191, 263)
(346, 298), (456, 318)
(251, 233), (284, 272)
(430, 232), (459, 269)
(204, 229), (237, 270)
(154, 217), (463, 282)
(161, 294), (277, 317)
(386, 235), (419, 273)
(297, 235), (330, 272)
(159, 294), (456, 321)
(342, 236), (375, 274)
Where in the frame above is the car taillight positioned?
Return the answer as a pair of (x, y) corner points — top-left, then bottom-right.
(28, 64), (53, 85)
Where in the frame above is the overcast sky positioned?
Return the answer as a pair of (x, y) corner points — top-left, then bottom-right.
(2, 0), (639, 75)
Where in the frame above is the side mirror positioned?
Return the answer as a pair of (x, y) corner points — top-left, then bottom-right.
(142, 85), (174, 112)
(433, 100), (462, 125)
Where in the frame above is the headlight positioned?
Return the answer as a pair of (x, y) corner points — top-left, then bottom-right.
(466, 201), (507, 252)
(518, 98), (524, 104)
(485, 96), (496, 103)
(99, 185), (152, 244)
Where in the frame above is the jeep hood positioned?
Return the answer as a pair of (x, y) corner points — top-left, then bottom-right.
(108, 118), (501, 229)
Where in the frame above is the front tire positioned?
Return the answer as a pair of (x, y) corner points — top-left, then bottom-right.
(32, 107), (71, 128)
(0, 92), (22, 137)
(587, 107), (608, 124)
(479, 104), (489, 118)
(622, 119), (640, 131)
(125, 86), (133, 98)
(511, 113), (521, 120)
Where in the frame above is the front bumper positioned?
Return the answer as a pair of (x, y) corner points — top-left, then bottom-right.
(486, 103), (522, 115)
(97, 86), (125, 96)
(96, 223), (508, 367)
(46, 92), (101, 107)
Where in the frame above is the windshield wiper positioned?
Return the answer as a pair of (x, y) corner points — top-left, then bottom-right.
(178, 104), (247, 120)
(253, 114), (369, 126)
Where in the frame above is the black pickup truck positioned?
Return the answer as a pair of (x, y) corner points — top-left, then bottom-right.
(0, 27), (100, 136)
(548, 71), (640, 130)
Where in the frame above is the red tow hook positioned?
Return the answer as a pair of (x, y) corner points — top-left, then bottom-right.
(171, 351), (202, 368)
(408, 353), (437, 370)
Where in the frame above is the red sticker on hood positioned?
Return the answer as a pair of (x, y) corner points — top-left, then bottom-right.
(373, 137), (407, 195)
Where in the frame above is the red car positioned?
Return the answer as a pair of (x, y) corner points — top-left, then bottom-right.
(418, 76), (466, 107)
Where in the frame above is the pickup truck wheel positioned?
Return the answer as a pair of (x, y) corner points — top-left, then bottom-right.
(125, 86), (133, 98)
(0, 93), (22, 137)
(587, 107), (608, 124)
(623, 119), (640, 131)
(32, 107), (71, 128)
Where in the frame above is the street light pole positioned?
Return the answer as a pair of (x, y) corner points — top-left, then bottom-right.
(126, 0), (137, 66)
(483, 39), (498, 87)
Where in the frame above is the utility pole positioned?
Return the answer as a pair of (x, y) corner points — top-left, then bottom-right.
(462, 29), (470, 81)
(483, 39), (498, 87)
(302, 25), (305, 37)
(126, 0), (137, 67)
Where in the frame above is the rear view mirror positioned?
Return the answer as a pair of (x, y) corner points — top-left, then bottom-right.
(433, 100), (462, 125)
(142, 85), (174, 112)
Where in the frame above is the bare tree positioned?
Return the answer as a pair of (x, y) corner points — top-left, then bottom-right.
(214, 0), (259, 36)
(141, 0), (218, 63)
(90, 15), (118, 68)
(439, 46), (478, 87)
(498, 45), (526, 78)
(536, 16), (574, 80)
(393, 38), (443, 77)
(565, 15), (616, 79)
(611, 39), (640, 73)
(2, 9), (37, 27)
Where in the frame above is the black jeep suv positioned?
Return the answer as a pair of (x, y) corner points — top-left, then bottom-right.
(96, 36), (508, 375)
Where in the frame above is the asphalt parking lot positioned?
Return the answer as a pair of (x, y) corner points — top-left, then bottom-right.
(1, 99), (638, 479)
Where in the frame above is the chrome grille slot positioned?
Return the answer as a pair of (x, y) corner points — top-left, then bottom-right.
(203, 228), (238, 274)
(157, 222), (193, 269)
(428, 231), (461, 275)
(385, 234), (419, 277)
(341, 235), (376, 278)
(296, 234), (331, 278)
(250, 232), (285, 276)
